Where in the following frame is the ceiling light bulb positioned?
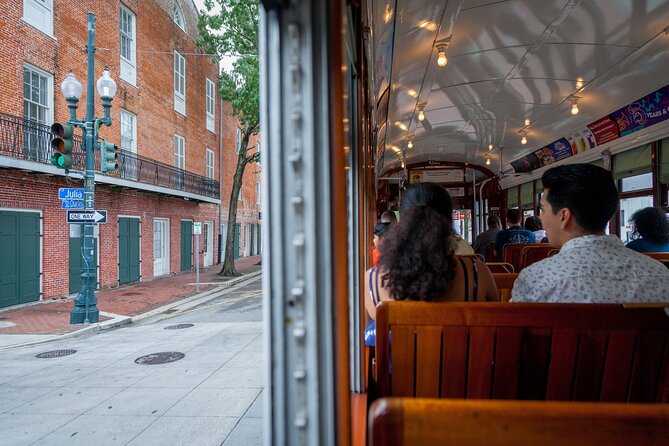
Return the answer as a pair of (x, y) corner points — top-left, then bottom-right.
(576, 77), (584, 89)
(418, 110), (425, 121)
(521, 136), (527, 145)
(407, 140), (413, 149)
(488, 144), (493, 150)
(485, 158), (491, 166)
(571, 102), (579, 115)
(524, 118), (530, 126)
(437, 51), (447, 67)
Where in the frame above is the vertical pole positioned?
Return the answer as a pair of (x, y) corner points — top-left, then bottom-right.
(195, 229), (200, 292)
(71, 12), (99, 324)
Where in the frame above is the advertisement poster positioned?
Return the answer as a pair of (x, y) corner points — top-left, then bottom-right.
(611, 85), (669, 136)
(587, 116), (620, 146)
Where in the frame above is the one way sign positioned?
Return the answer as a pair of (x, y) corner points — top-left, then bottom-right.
(66, 210), (108, 224)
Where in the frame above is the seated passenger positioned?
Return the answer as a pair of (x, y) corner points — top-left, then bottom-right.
(371, 222), (391, 266)
(625, 207), (669, 253)
(524, 215), (547, 241)
(364, 183), (498, 328)
(473, 215), (501, 256)
(380, 210), (398, 224)
(511, 164), (669, 303)
(495, 208), (536, 260)
(452, 230), (475, 255)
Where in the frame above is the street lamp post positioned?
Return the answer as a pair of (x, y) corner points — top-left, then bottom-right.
(62, 13), (117, 324)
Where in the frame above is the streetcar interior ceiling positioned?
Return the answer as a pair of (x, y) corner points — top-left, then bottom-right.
(370, 0), (669, 182)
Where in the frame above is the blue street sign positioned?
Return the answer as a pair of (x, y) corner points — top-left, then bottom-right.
(61, 200), (84, 209)
(58, 188), (84, 200)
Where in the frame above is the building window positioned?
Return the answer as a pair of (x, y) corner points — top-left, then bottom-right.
(206, 148), (214, 179)
(256, 181), (261, 204)
(119, 5), (136, 85)
(173, 1), (185, 31)
(206, 78), (215, 132)
(120, 110), (136, 153)
(23, 64), (53, 161)
(174, 51), (186, 115)
(235, 127), (242, 154)
(23, 0), (53, 37)
(174, 134), (185, 169)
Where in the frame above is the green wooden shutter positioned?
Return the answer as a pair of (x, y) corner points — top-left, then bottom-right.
(0, 211), (39, 308)
(234, 223), (240, 259)
(180, 220), (193, 271)
(250, 224), (255, 256)
(119, 218), (140, 284)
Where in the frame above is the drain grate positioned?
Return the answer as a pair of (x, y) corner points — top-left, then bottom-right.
(135, 352), (185, 365)
(36, 349), (77, 358)
(164, 323), (194, 330)
(163, 309), (179, 314)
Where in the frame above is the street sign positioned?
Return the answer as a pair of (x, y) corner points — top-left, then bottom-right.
(58, 188), (84, 200)
(66, 210), (107, 224)
(61, 200), (84, 209)
(193, 222), (202, 235)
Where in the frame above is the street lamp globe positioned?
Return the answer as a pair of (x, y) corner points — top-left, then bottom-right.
(61, 70), (83, 100)
(96, 66), (117, 99)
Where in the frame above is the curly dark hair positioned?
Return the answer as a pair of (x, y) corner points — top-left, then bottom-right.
(378, 182), (456, 301)
(524, 216), (542, 231)
(630, 207), (669, 243)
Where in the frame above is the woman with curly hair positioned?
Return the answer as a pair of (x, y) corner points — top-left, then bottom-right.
(364, 183), (498, 330)
(626, 207), (669, 253)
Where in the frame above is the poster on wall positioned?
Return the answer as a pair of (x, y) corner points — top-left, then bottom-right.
(611, 85), (669, 136)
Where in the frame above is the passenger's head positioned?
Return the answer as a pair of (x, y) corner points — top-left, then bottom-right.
(372, 222), (391, 248)
(378, 182), (457, 301)
(506, 208), (522, 225)
(524, 216), (542, 232)
(380, 210), (397, 224)
(487, 215), (501, 229)
(630, 207), (669, 244)
(540, 163), (618, 247)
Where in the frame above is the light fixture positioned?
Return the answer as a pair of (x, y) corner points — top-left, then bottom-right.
(524, 118), (531, 126)
(576, 77), (584, 89)
(570, 97), (580, 115)
(485, 157), (491, 166)
(488, 144), (493, 150)
(61, 70), (83, 100)
(417, 103), (426, 122)
(395, 121), (408, 131)
(519, 132), (528, 145)
(407, 89), (418, 98)
(436, 44), (448, 67)
(96, 66), (117, 99)
(407, 140), (413, 149)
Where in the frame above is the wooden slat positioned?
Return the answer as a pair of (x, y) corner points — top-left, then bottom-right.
(518, 328), (551, 400)
(600, 330), (637, 402)
(545, 329), (579, 400)
(467, 327), (495, 398)
(391, 325), (416, 397)
(376, 304), (391, 397)
(572, 330), (608, 401)
(441, 327), (468, 398)
(657, 339), (669, 403)
(368, 398), (404, 446)
(351, 392), (368, 446)
(491, 327), (522, 399)
(415, 326), (442, 398)
(628, 331), (667, 402)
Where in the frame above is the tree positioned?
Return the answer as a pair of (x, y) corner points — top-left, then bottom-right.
(199, 0), (260, 276)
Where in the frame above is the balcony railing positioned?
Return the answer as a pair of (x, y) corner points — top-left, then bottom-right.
(0, 112), (220, 200)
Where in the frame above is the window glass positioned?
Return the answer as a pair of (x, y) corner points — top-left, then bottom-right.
(174, 1), (185, 30)
(120, 110), (136, 153)
(206, 149), (214, 179)
(235, 128), (242, 154)
(619, 195), (654, 243)
(174, 52), (186, 114)
(174, 135), (185, 169)
(206, 79), (215, 132)
(23, 0), (53, 36)
(23, 65), (52, 160)
(119, 6), (136, 84)
(621, 172), (652, 192)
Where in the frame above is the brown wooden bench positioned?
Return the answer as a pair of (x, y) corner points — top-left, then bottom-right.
(492, 273), (518, 302)
(374, 301), (669, 402)
(519, 244), (556, 269)
(502, 243), (544, 271)
(486, 262), (515, 273)
(643, 252), (669, 269)
(368, 397), (669, 446)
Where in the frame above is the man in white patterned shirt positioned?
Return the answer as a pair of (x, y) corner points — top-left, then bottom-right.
(511, 163), (669, 303)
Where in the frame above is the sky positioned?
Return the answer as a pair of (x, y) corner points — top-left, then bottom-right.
(191, 0), (236, 73)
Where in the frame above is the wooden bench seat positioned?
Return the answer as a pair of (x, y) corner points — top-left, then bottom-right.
(374, 302), (669, 402)
(492, 273), (518, 302)
(368, 398), (669, 446)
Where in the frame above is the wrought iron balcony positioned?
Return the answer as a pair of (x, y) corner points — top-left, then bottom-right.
(0, 112), (220, 200)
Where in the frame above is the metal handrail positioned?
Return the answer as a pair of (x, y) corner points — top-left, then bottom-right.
(0, 112), (220, 199)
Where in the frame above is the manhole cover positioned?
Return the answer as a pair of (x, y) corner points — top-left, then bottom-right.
(163, 309), (179, 314)
(36, 349), (77, 358)
(135, 352), (185, 365)
(164, 323), (193, 330)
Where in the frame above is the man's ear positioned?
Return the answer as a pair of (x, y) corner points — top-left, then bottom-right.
(560, 208), (572, 230)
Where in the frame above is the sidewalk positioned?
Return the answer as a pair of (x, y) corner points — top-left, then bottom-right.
(0, 256), (262, 339)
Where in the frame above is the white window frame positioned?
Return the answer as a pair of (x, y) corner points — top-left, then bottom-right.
(206, 148), (215, 180)
(174, 51), (186, 115)
(119, 5), (136, 86)
(235, 127), (242, 154)
(23, 63), (54, 125)
(23, 0), (53, 37)
(206, 78), (215, 132)
(120, 109), (137, 153)
(173, 1), (185, 31)
(256, 181), (261, 204)
(174, 134), (185, 170)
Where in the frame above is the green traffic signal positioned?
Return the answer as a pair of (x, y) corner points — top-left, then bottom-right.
(50, 123), (75, 169)
(100, 139), (119, 173)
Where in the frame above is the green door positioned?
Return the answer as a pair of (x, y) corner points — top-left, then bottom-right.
(69, 226), (98, 294)
(0, 211), (40, 308)
(234, 223), (240, 259)
(257, 223), (261, 255)
(181, 220), (192, 271)
(119, 218), (140, 284)
(250, 224), (255, 256)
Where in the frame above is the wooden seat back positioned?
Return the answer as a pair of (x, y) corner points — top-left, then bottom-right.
(520, 244), (556, 269)
(374, 301), (669, 402)
(486, 262), (515, 273)
(502, 243), (543, 271)
(492, 273), (518, 302)
(368, 398), (669, 446)
(643, 252), (669, 269)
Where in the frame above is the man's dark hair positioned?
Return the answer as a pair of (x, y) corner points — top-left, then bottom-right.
(524, 216), (542, 231)
(542, 164), (618, 232)
(487, 215), (501, 228)
(506, 208), (522, 225)
(373, 222), (391, 238)
(630, 207), (669, 243)
(380, 210), (397, 224)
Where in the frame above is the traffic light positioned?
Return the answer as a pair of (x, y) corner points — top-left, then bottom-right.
(50, 123), (74, 169)
(100, 139), (119, 173)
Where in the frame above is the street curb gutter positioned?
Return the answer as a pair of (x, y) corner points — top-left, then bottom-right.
(0, 270), (262, 351)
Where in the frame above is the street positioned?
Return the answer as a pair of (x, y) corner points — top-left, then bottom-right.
(0, 276), (264, 446)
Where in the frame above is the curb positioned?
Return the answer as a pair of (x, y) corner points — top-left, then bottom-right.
(0, 270), (262, 351)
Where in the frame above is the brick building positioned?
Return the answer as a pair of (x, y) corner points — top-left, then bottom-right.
(0, 0), (261, 308)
